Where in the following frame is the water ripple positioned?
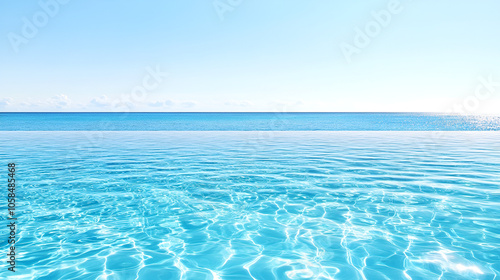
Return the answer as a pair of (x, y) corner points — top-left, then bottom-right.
(0, 132), (499, 279)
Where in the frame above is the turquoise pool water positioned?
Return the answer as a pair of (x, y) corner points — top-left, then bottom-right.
(1, 131), (499, 279)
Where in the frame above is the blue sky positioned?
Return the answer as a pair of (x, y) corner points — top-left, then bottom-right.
(1, 0), (500, 113)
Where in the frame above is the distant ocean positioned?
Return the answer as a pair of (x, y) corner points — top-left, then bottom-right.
(1, 112), (500, 131)
(1, 113), (499, 279)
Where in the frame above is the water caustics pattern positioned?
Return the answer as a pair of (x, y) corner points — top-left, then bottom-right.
(1, 131), (499, 280)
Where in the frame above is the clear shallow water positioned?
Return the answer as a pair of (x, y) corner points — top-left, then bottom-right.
(1, 113), (500, 131)
(1, 131), (499, 280)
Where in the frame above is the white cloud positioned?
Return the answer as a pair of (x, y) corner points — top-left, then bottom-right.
(0, 98), (13, 108)
(48, 94), (71, 108)
(268, 100), (306, 112)
(164, 100), (174, 106)
(149, 101), (164, 107)
(181, 101), (196, 108)
(90, 95), (111, 107)
(19, 101), (40, 108)
(224, 100), (253, 107)
(148, 99), (175, 107)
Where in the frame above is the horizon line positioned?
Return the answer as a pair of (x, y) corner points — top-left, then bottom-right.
(1, 112), (497, 115)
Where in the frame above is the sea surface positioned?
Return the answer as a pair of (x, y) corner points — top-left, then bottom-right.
(0, 130), (499, 280)
(1, 112), (500, 131)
